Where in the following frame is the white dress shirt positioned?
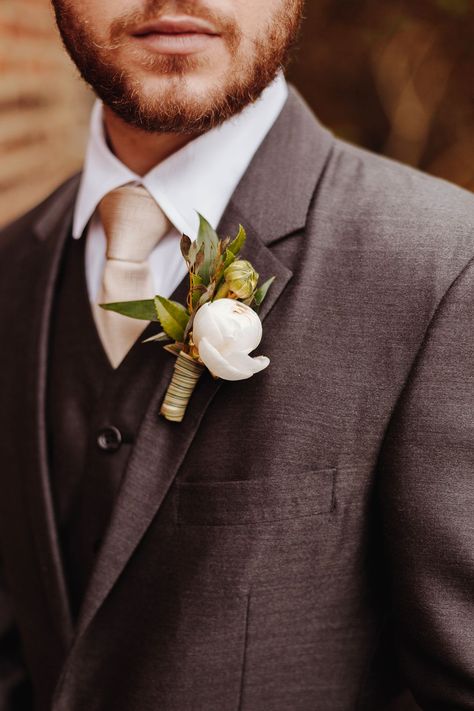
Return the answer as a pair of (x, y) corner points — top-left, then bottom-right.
(73, 73), (288, 302)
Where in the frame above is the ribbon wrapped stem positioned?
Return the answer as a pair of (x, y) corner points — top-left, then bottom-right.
(160, 351), (205, 422)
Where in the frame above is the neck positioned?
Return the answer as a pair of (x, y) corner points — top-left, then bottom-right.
(102, 105), (199, 176)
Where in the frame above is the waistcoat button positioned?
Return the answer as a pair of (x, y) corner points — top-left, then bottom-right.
(97, 426), (123, 452)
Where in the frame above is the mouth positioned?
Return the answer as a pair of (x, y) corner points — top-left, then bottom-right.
(130, 16), (220, 55)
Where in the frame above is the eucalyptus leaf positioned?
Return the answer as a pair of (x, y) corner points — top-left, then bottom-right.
(254, 276), (276, 307)
(99, 299), (158, 321)
(154, 296), (190, 342)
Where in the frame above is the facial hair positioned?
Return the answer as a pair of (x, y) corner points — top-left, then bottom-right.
(51, 0), (304, 134)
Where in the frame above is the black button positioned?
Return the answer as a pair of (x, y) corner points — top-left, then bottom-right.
(97, 426), (123, 452)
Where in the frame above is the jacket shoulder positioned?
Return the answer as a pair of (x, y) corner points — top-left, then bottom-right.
(319, 138), (474, 256)
(0, 172), (81, 255)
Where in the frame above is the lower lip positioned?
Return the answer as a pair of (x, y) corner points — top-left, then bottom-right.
(132, 32), (219, 55)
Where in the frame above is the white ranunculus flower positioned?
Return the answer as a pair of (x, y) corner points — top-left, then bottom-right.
(192, 299), (270, 381)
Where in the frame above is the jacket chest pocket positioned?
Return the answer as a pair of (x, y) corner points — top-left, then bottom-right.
(176, 468), (336, 526)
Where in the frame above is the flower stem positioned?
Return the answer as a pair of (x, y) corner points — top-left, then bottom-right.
(160, 351), (205, 422)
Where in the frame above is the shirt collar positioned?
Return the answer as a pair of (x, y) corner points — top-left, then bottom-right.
(72, 72), (288, 240)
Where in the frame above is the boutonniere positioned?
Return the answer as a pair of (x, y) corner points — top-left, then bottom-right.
(101, 215), (275, 422)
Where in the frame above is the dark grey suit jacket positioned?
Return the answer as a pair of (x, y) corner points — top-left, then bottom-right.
(1, 88), (474, 711)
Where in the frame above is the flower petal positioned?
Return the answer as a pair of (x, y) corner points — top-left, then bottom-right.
(193, 299), (267, 381)
(192, 303), (225, 350)
(216, 302), (263, 354)
(222, 317), (262, 355)
(193, 299), (263, 355)
(225, 351), (270, 376)
(198, 337), (251, 381)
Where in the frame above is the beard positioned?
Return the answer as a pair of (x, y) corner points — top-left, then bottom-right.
(51, 0), (304, 134)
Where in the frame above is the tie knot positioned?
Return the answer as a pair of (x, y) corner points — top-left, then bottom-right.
(98, 184), (171, 263)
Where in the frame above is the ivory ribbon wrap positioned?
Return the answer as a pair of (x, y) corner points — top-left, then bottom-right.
(160, 351), (205, 422)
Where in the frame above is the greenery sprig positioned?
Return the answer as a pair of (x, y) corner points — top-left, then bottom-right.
(101, 214), (275, 357)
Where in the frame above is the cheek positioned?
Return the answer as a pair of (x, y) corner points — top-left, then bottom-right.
(77, 0), (126, 35)
(233, 0), (283, 35)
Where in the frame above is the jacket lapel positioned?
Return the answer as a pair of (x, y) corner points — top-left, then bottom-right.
(9, 175), (82, 648)
(74, 87), (335, 639)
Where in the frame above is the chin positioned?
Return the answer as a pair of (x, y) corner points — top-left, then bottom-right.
(141, 72), (219, 101)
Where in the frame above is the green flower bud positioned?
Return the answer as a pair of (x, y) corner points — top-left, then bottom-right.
(224, 260), (259, 299)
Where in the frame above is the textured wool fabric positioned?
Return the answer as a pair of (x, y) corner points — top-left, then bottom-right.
(94, 184), (171, 368)
(0, 87), (474, 711)
(46, 234), (189, 620)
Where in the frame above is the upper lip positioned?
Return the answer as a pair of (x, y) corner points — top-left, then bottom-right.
(131, 16), (219, 36)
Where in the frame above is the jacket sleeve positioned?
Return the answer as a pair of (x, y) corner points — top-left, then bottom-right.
(379, 255), (474, 709)
(0, 560), (32, 711)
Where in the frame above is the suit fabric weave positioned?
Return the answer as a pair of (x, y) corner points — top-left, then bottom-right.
(1, 88), (474, 711)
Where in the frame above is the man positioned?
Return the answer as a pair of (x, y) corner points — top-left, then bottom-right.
(0, 0), (473, 709)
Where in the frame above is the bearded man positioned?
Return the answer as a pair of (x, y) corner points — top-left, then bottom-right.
(1, 1), (474, 709)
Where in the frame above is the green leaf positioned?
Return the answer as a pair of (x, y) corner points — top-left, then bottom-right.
(222, 248), (237, 270)
(220, 227), (246, 272)
(191, 273), (204, 287)
(214, 280), (230, 300)
(220, 236), (231, 251)
(191, 273), (205, 308)
(142, 331), (170, 344)
(197, 213), (219, 248)
(197, 289), (212, 308)
(254, 276), (276, 307)
(195, 213), (219, 283)
(154, 296), (190, 341)
(227, 225), (246, 256)
(99, 299), (158, 321)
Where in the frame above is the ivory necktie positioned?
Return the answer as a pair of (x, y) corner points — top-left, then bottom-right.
(94, 184), (171, 368)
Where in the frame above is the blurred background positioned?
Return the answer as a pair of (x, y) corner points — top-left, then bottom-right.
(0, 0), (473, 227)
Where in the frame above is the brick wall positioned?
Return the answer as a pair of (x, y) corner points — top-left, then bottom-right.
(0, 0), (91, 227)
